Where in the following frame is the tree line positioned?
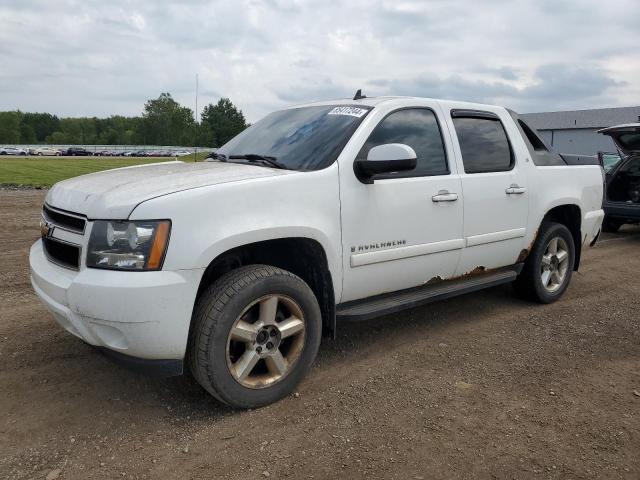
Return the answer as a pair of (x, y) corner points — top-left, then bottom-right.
(0, 93), (248, 147)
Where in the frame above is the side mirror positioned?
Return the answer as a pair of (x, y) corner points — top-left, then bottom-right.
(354, 143), (417, 184)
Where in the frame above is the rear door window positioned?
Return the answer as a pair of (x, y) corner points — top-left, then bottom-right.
(452, 113), (513, 173)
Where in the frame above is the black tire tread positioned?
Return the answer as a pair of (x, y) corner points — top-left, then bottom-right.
(188, 265), (303, 406)
(514, 221), (575, 303)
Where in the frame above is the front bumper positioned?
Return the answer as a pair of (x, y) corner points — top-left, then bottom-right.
(30, 239), (204, 368)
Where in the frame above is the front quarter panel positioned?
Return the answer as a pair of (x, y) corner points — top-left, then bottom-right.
(129, 164), (343, 301)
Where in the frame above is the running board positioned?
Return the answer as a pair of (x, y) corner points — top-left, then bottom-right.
(336, 267), (520, 322)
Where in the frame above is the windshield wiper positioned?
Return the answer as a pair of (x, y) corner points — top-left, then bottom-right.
(228, 154), (288, 170)
(206, 152), (227, 162)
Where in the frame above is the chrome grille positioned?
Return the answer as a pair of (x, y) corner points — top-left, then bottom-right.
(42, 204), (86, 234)
(42, 237), (81, 270)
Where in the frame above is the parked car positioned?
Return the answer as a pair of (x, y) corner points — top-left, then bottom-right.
(30, 96), (605, 408)
(599, 124), (640, 231)
(65, 147), (93, 156)
(94, 150), (112, 157)
(0, 146), (27, 155)
(173, 150), (192, 157)
(34, 147), (61, 156)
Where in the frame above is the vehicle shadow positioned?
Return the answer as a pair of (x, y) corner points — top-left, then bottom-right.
(14, 281), (519, 430)
(61, 282), (520, 420)
(599, 223), (640, 242)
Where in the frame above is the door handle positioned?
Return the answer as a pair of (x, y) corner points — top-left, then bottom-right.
(505, 184), (526, 195)
(432, 190), (459, 202)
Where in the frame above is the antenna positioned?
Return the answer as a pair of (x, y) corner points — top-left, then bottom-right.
(353, 89), (366, 100)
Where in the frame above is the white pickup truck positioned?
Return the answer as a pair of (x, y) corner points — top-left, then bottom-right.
(30, 95), (605, 408)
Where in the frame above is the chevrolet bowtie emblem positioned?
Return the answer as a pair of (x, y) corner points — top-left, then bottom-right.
(40, 218), (54, 238)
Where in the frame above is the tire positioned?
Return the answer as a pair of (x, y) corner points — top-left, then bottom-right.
(189, 265), (322, 408)
(602, 216), (622, 233)
(514, 222), (575, 303)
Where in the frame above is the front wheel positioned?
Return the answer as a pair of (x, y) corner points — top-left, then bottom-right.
(514, 222), (575, 303)
(189, 265), (322, 408)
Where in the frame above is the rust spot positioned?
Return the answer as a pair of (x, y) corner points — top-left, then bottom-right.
(426, 276), (443, 285)
(445, 266), (492, 282)
(516, 248), (529, 263)
(466, 266), (486, 276)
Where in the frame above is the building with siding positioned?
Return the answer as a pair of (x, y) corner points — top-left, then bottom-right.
(521, 106), (640, 156)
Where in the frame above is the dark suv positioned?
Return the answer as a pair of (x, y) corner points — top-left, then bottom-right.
(599, 124), (640, 232)
(65, 147), (93, 156)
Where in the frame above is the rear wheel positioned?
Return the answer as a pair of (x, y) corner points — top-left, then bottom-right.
(189, 265), (322, 408)
(514, 222), (575, 303)
(602, 216), (622, 233)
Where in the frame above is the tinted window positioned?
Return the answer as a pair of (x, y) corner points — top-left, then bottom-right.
(358, 108), (448, 177)
(453, 116), (513, 173)
(217, 105), (371, 171)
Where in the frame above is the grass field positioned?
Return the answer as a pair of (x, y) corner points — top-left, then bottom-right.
(0, 153), (210, 187)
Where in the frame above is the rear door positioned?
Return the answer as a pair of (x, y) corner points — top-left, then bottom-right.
(443, 108), (529, 275)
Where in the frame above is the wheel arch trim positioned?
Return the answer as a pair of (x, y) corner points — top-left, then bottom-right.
(195, 227), (340, 299)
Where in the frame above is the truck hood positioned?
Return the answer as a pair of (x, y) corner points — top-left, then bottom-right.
(46, 160), (290, 219)
(599, 123), (640, 156)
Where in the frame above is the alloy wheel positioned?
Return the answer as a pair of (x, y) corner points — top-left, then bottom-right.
(540, 236), (570, 293)
(226, 294), (306, 389)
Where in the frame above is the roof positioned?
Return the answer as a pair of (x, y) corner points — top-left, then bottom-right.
(288, 96), (502, 111)
(521, 106), (640, 131)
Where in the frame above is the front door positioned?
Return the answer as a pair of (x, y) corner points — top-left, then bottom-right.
(339, 105), (464, 303)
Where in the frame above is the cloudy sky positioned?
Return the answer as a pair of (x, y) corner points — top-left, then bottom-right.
(0, 0), (638, 122)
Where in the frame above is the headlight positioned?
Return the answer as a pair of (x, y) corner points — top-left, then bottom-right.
(87, 220), (171, 271)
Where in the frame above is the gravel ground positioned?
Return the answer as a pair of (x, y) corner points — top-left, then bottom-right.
(1, 189), (639, 480)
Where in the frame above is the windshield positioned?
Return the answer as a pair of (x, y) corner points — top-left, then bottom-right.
(216, 105), (372, 171)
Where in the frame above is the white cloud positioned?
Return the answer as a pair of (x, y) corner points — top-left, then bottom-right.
(0, 0), (638, 122)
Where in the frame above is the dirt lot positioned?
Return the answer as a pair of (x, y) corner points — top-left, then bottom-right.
(1, 189), (639, 480)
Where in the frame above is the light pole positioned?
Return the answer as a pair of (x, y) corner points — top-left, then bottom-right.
(194, 73), (199, 162)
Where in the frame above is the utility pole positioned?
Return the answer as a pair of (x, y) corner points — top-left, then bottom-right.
(194, 73), (199, 162)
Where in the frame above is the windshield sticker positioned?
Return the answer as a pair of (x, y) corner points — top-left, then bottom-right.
(327, 106), (368, 118)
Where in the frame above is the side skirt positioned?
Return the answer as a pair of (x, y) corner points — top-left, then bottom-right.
(336, 264), (522, 322)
